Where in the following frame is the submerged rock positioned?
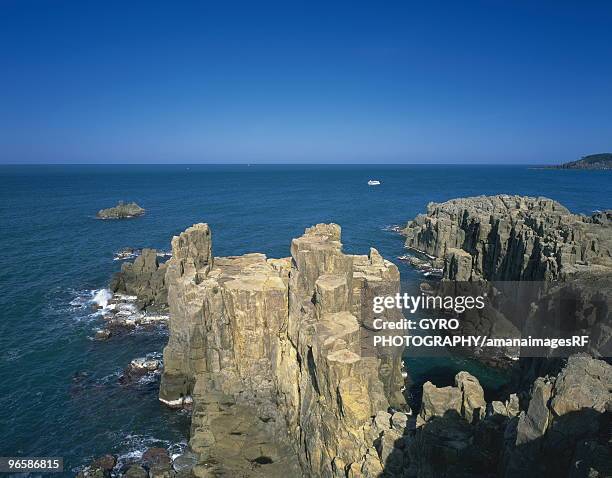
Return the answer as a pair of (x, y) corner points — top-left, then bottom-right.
(141, 447), (171, 470)
(77, 455), (116, 478)
(120, 356), (162, 384)
(114, 247), (142, 261)
(123, 465), (147, 478)
(93, 291), (169, 341)
(171, 451), (198, 472)
(97, 201), (145, 219)
(94, 329), (111, 341)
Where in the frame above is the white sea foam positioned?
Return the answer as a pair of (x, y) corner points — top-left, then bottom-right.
(137, 370), (162, 385)
(159, 395), (192, 408)
(168, 440), (188, 461)
(114, 434), (174, 470)
(65, 289), (109, 322)
(92, 289), (113, 309)
(69, 294), (89, 307)
(382, 224), (404, 233)
(98, 369), (123, 384)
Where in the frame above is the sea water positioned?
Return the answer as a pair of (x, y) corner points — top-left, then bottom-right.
(0, 164), (609, 473)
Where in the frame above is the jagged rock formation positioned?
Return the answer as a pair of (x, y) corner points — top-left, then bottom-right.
(155, 215), (610, 477)
(97, 201), (145, 219)
(402, 195), (612, 361)
(407, 355), (611, 478)
(159, 223), (408, 477)
(402, 195), (612, 282)
(110, 248), (168, 311)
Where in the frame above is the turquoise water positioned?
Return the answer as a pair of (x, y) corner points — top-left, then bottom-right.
(1, 165), (610, 473)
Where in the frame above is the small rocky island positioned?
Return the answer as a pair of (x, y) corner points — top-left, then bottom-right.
(546, 152), (612, 170)
(97, 201), (145, 219)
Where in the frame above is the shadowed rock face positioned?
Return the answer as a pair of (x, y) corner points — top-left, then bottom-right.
(402, 195), (612, 281)
(159, 223), (407, 477)
(396, 195), (612, 477)
(402, 194), (612, 363)
(156, 217), (611, 477)
(109, 248), (168, 311)
(407, 355), (612, 478)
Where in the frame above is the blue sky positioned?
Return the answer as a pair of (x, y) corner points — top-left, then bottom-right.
(1, 0), (611, 164)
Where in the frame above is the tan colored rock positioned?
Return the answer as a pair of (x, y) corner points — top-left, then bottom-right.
(506, 393), (520, 417)
(391, 411), (409, 431)
(455, 371), (486, 424)
(551, 354), (611, 416)
(159, 223), (407, 477)
(403, 194), (612, 282)
(515, 377), (553, 445)
(338, 377), (372, 426)
(315, 274), (350, 315)
(417, 381), (462, 426)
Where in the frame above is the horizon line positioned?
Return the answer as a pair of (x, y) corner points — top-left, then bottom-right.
(0, 162), (572, 166)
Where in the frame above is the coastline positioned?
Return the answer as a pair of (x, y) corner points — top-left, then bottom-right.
(2, 166), (610, 477)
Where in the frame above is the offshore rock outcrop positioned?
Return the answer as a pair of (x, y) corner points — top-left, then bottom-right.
(402, 195), (612, 282)
(159, 223), (408, 477)
(110, 248), (168, 311)
(97, 201), (145, 219)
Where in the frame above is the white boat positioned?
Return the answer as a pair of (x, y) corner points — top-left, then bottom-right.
(367, 180), (381, 186)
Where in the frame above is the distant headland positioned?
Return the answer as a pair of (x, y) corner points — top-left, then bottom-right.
(544, 153), (612, 170)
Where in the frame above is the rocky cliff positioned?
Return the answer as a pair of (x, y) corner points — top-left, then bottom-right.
(159, 223), (408, 477)
(402, 195), (611, 363)
(402, 195), (611, 282)
(408, 354), (611, 478)
(155, 214), (611, 477)
(110, 248), (168, 311)
(397, 195), (612, 476)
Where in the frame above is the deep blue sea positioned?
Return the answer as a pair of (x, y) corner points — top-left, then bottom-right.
(1, 165), (610, 474)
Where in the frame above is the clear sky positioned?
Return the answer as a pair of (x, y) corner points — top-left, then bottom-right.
(1, 0), (611, 164)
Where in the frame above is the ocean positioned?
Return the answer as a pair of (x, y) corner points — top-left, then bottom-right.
(1, 164), (610, 474)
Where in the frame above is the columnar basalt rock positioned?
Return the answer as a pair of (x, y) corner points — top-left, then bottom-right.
(402, 195), (612, 281)
(502, 354), (612, 477)
(402, 195), (612, 362)
(409, 356), (612, 478)
(159, 223), (407, 476)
